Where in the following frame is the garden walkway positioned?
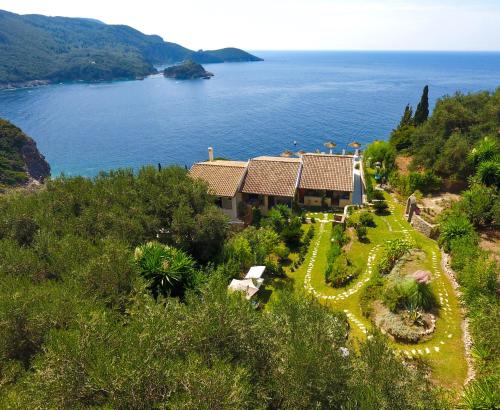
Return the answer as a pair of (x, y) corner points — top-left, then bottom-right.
(300, 195), (467, 389)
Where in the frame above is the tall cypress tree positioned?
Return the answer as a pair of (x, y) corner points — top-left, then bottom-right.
(414, 85), (429, 125)
(398, 104), (413, 129)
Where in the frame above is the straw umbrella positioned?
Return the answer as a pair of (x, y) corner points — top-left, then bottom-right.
(348, 141), (362, 156)
(324, 141), (336, 154)
(281, 150), (294, 158)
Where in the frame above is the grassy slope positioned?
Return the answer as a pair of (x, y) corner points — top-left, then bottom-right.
(266, 198), (467, 391)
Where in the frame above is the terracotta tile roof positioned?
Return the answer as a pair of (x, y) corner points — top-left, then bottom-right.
(242, 157), (301, 197)
(299, 154), (354, 192)
(189, 160), (247, 197)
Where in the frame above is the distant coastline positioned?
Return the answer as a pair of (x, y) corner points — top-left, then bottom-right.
(1, 51), (499, 177)
(0, 9), (262, 89)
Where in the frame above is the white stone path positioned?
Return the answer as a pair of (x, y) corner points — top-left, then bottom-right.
(303, 198), (455, 358)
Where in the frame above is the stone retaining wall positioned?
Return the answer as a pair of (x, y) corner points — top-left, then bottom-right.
(410, 214), (439, 239)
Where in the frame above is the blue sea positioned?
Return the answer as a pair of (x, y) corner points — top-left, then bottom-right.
(1, 51), (499, 177)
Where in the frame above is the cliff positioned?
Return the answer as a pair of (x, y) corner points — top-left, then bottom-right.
(0, 119), (50, 186)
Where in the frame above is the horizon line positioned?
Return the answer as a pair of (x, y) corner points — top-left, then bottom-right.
(247, 49), (500, 53)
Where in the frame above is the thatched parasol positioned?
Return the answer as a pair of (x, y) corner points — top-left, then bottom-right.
(324, 141), (336, 154)
(281, 150), (294, 158)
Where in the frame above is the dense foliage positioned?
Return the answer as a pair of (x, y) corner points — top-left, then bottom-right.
(437, 190), (500, 408)
(366, 86), (499, 407)
(389, 87), (500, 182)
(376, 239), (412, 275)
(0, 166), (448, 407)
(0, 119), (50, 186)
(134, 242), (199, 298)
(325, 225), (361, 287)
(0, 10), (261, 85)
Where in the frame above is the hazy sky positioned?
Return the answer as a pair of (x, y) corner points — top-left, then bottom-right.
(2, 0), (499, 51)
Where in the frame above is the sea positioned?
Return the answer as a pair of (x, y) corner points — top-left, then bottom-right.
(1, 51), (499, 177)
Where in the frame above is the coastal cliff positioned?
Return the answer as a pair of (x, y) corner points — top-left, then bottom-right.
(0, 119), (50, 186)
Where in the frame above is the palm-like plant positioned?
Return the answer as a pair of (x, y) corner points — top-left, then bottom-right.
(134, 241), (196, 298)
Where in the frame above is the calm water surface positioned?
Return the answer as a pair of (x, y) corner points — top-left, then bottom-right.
(1, 51), (499, 176)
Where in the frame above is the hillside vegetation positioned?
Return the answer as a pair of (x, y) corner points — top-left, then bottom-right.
(0, 119), (50, 186)
(0, 164), (446, 408)
(389, 87), (500, 183)
(364, 87), (499, 408)
(0, 9), (262, 86)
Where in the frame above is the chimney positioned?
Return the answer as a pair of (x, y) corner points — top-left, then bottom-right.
(208, 147), (214, 162)
(342, 149), (346, 156)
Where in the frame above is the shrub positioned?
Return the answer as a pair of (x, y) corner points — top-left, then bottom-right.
(310, 217), (316, 224)
(438, 214), (476, 252)
(134, 242), (198, 298)
(389, 170), (442, 196)
(364, 141), (396, 172)
(460, 377), (499, 410)
(377, 311), (426, 343)
(275, 243), (290, 261)
(325, 255), (361, 287)
(373, 200), (389, 215)
(251, 207), (262, 227)
(360, 275), (384, 317)
(383, 278), (438, 312)
(331, 224), (347, 246)
(372, 190), (385, 201)
(358, 212), (375, 227)
(475, 159), (500, 187)
(456, 183), (497, 228)
(224, 235), (253, 271)
(355, 225), (367, 241)
(327, 243), (342, 264)
(280, 217), (303, 248)
(376, 239), (412, 275)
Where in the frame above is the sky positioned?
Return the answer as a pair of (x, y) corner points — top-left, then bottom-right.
(1, 0), (500, 51)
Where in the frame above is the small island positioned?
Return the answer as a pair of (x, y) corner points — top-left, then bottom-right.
(163, 60), (214, 80)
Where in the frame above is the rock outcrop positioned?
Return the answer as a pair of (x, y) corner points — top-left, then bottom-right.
(163, 60), (214, 80)
(0, 118), (50, 186)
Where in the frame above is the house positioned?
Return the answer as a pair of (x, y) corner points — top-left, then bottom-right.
(241, 156), (302, 213)
(189, 150), (247, 220)
(189, 148), (362, 221)
(298, 154), (354, 208)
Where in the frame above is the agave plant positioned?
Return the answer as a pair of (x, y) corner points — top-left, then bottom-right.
(459, 378), (499, 409)
(134, 241), (196, 298)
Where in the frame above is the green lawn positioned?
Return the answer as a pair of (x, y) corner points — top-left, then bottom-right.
(266, 194), (467, 391)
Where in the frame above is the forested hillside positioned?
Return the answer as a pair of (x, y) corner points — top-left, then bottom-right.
(0, 119), (50, 186)
(0, 9), (262, 86)
(0, 165), (445, 408)
(389, 87), (500, 182)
